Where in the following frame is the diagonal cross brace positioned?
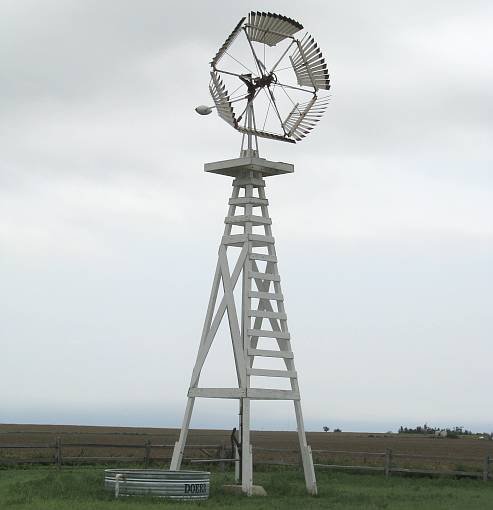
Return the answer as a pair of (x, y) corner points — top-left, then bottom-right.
(219, 245), (247, 387)
(190, 244), (248, 388)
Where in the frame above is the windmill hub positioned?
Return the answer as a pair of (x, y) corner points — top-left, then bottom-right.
(245, 73), (277, 91)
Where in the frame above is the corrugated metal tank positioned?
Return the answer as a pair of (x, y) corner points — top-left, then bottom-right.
(104, 469), (210, 499)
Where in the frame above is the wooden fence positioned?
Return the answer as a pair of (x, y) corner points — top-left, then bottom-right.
(0, 440), (224, 469)
(0, 440), (491, 481)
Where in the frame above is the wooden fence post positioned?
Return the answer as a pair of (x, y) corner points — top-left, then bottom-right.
(384, 448), (392, 478)
(483, 455), (490, 482)
(218, 444), (226, 472)
(144, 440), (151, 469)
(55, 437), (62, 469)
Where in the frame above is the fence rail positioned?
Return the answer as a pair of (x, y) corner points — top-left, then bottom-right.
(0, 439), (491, 481)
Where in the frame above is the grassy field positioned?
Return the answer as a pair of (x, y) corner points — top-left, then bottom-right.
(1, 466), (493, 510)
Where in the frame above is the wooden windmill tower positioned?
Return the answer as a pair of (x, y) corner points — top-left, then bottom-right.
(170, 12), (331, 496)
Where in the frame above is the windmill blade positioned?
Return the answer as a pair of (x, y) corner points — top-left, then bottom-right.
(290, 34), (331, 90)
(282, 95), (330, 141)
(238, 126), (296, 143)
(245, 11), (303, 47)
(209, 71), (237, 128)
(211, 17), (246, 67)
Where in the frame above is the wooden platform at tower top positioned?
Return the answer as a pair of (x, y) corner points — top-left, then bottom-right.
(204, 156), (293, 177)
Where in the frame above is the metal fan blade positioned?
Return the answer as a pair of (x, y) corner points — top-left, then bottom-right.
(238, 126), (296, 143)
(245, 11), (303, 47)
(290, 34), (331, 90)
(209, 71), (237, 128)
(211, 17), (246, 67)
(282, 95), (330, 141)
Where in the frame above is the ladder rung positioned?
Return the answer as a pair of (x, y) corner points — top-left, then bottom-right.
(229, 197), (268, 207)
(249, 253), (277, 262)
(247, 368), (297, 378)
(222, 234), (274, 247)
(224, 215), (271, 226)
(249, 291), (284, 301)
(248, 329), (290, 340)
(249, 271), (280, 282)
(249, 310), (286, 320)
(233, 177), (265, 187)
(248, 348), (294, 359)
(222, 234), (247, 246)
(250, 234), (274, 246)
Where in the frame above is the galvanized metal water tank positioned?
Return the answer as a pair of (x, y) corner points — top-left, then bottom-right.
(104, 469), (210, 499)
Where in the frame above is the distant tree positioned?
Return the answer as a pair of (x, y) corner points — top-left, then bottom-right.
(334, 428), (342, 433)
(323, 426), (330, 432)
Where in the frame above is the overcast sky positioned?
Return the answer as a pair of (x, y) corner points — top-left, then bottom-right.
(1, 0), (492, 433)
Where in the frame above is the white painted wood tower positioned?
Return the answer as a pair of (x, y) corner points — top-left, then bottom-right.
(170, 155), (317, 495)
(170, 10), (332, 496)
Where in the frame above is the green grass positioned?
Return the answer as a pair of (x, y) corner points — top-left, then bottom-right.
(1, 466), (492, 509)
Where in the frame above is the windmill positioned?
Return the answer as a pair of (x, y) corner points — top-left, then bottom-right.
(170, 12), (330, 496)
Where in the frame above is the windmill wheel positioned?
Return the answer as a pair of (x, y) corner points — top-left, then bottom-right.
(197, 11), (331, 152)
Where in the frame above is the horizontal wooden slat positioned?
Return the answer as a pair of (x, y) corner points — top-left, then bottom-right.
(250, 234), (275, 246)
(221, 234), (274, 247)
(248, 329), (290, 340)
(249, 271), (280, 281)
(222, 234), (247, 246)
(225, 215), (271, 226)
(0, 443), (54, 449)
(312, 449), (385, 456)
(247, 388), (299, 400)
(229, 197), (268, 206)
(392, 453), (480, 462)
(233, 177), (265, 187)
(392, 467), (481, 477)
(140, 444), (221, 450)
(248, 348), (293, 358)
(248, 310), (286, 320)
(247, 368), (297, 378)
(190, 458), (238, 463)
(249, 253), (277, 262)
(315, 464), (384, 472)
(62, 443), (145, 448)
(63, 456), (141, 462)
(188, 388), (245, 399)
(0, 458), (54, 465)
(249, 291), (283, 301)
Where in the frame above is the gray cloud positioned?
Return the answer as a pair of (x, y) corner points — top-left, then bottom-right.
(1, 0), (492, 432)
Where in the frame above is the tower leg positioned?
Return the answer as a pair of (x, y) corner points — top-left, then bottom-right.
(235, 400), (241, 482)
(241, 398), (252, 495)
(170, 397), (195, 470)
(293, 400), (318, 495)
